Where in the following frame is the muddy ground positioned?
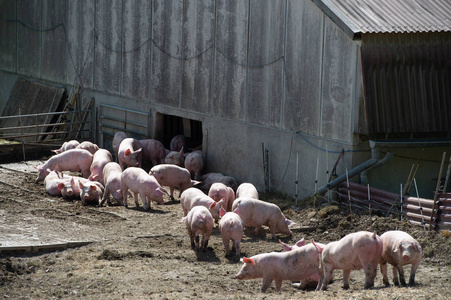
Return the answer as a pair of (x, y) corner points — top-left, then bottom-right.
(0, 160), (450, 300)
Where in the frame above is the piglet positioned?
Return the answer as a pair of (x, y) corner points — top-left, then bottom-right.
(139, 139), (166, 167)
(314, 231), (382, 290)
(121, 167), (166, 210)
(51, 140), (80, 154)
(118, 138), (143, 170)
(170, 134), (186, 152)
(184, 150), (203, 180)
(149, 164), (199, 200)
(219, 207), (244, 257)
(182, 205), (214, 252)
(235, 243), (323, 293)
(112, 131), (127, 162)
(59, 176), (89, 199)
(164, 148), (185, 167)
(180, 187), (223, 222)
(35, 149), (93, 182)
(231, 197), (295, 239)
(79, 180), (104, 206)
(89, 149), (113, 185)
(208, 182), (235, 212)
(100, 162), (124, 206)
(194, 172), (238, 193)
(76, 141), (100, 154)
(236, 182), (259, 199)
(44, 170), (71, 196)
(379, 230), (422, 287)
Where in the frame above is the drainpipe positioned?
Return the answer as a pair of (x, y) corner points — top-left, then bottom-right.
(360, 151), (393, 185)
(317, 145), (392, 195)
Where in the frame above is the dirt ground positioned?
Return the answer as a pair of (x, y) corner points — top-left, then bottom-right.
(0, 160), (450, 300)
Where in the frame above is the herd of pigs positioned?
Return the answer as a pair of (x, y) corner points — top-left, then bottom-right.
(32, 132), (423, 293)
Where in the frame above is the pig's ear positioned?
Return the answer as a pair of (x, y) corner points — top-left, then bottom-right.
(393, 241), (402, 253)
(233, 207), (239, 215)
(90, 185), (97, 191)
(179, 147), (184, 155)
(412, 242), (422, 253)
(57, 183), (65, 190)
(220, 207), (227, 217)
(209, 202), (217, 209)
(124, 148), (131, 156)
(296, 237), (306, 247)
(285, 219), (296, 226)
(242, 257), (255, 265)
(79, 181), (84, 189)
(279, 240), (292, 251)
(135, 148), (142, 153)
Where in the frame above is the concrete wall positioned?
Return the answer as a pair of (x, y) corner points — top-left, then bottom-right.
(0, 0), (370, 200)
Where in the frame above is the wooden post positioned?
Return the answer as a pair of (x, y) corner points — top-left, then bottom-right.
(429, 152), (447, 231)
(346, 168), (351, 214)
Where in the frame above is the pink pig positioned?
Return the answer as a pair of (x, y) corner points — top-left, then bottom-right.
(164, 148), (185, 167)
(208, 182), (235, 212)
(112, 131), (127, 162)
(231, 197), (295, 239)
(139, 139), (166, 167)
(279, 238), (330, 290)
(35, 149), (93, 182)
(121, 167), (166, 210)
(219, 207), (244, 257)
(180, 187), (224, 222)
(99, 162), (124, 206)
(118, 138), (143, 170)
(235, 243), (323, 293)
(79, 180), (104, 206)
(236, 182), (259, 199)
(170, 134), (186, 152)
(51, 140), (80, 154)
(149, 164), (199, 200)
(314, 231), (382, 290)
(76, 141), (100, 154)
(59, 176), (89, 199)
(182, 205), (214, 252)
(44, 170), (71, 196)
(184, 150), (203, 180)
(89, 149), (113, 185)
(379, 230), (422, 287)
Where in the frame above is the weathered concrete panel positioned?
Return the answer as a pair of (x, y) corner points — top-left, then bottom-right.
(284, 0), (322, 135)
(151, 0), (183, 107)
(0, 0), (17, 72)
(181, 0), (215, 113)
(17, 0), (41, 78)
(321, 18), (354, 142)
(247, 0), (285, 128)
(41, 0), (67, 83)
(213, 0), (249, 120)
(67, 1), (95, 88)
(94, 0), (122, 94)
(121, 0), (152, 100)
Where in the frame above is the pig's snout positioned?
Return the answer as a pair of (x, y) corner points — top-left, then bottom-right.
(402, 253), (411, 260)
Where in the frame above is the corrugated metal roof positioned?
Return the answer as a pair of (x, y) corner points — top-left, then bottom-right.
(319, 0), (451, 34)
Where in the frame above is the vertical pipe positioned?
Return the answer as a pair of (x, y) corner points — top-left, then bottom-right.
(443, 154), (451, 193)
(400, 184), (403, 221)
(19, 109), (25, 160)
(430, 152), (447, 231)
(295, 153), (298, 204)
(346, 168), (351, 214)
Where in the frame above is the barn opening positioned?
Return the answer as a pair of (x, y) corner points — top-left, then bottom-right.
(155, 113), (203, 152)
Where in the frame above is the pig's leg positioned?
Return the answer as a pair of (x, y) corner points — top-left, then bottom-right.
(275, 279), (283, 292)
(342, 269), (351, 289)
(254, 225), (262, 235)
(363, 264), (377, 289)
(222, 237), (230, 256)
(380, 262), (390, 286)
(99, 188), (110, 207)
(321, 267), (334, 290)
(169, 187), (175, 200)
(139, 191), (149, 210)
(121, 186), (129, 208)
(201, 235), (209, 252)
(397, 265), (407, 286)
(133, 192), (140, 207)
(194, 234), (200, 251)
(261, 275), (273, 293)
(188, 230), (195, 249)
(392, 266), (400, 286)
(409, 261), (421, 286)
(235, 241), (241, 257)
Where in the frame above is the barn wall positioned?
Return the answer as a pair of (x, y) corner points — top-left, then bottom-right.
(0, 0), (364, 200)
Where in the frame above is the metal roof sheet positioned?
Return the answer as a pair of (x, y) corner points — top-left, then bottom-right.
(319, 0), (451, 34)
